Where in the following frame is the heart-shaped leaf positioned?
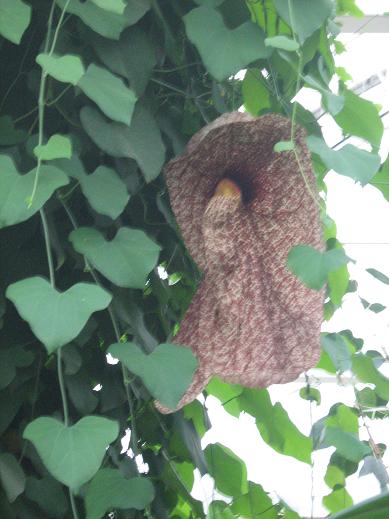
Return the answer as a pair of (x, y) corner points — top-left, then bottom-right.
(323, 488), (353, 514)
(0, 154), (69, 229)
(274, 0), (333, 43)
(85, 469), (154, 519)
(265, 35), (299, 51)
(287, 245), (350, 290)
(78, 64), (137, 125)
(80, 103), (165, 182)
(90, 0), (126, 14)
(56, 157), (129, 219)
(184, 6), (271, 81)
(108, 342), (197, 409)
(0, 453), (26, 503)
(231, 482), (274, 519)
(334, 88), (384, 150)
(34, 134), (72, 160)
(25, 475), (68, 518)
(204, 443), (248, 497)
(0, 345), (34, 390)
(56, 0), (149, 39)
(69, 227), (161, 289)
(36, 54), (85, 85)
(352, 353), (389, 401)
(306, 135), (381, 185)
(0, 115), (27, 145)
(91, 26), (156, 96)
(370, 157), (389, 202)
(239, 388), (312, 464)
(23, 416), (119, 489)
(6, 277), (112, 353)
(242, 69), (271, 116)
(321, 334), (352, 373)
(0, 0), (31, 44)
(304, 75), (345, 116)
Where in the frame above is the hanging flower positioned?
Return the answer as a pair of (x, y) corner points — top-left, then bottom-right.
(157, 112), (324, 413)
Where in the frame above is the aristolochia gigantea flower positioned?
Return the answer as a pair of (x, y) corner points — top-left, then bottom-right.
(157, 112), (324, 413)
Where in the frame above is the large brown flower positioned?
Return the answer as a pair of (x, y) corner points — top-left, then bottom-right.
(157, 112), (324, 413)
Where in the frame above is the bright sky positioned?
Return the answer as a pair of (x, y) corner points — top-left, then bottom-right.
(192, 6), (389, 516)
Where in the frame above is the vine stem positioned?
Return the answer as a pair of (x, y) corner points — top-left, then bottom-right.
(37, 4), (79, 518)
(286, 0), (323, 210)
(41, 207), (78, 518)
(29, 0), (71, 207)
(59, 198), (140, 456)
(354, 389), (389, 488)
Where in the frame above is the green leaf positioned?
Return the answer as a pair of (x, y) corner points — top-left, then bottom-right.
(334, 88), (384, 149)
(23, 416), (119, 489)
(299, 387), (321, 405)
(0, 345), (34, 390)
(369, 303), (386, 313)
(206, 377), (243, 418)
(183, 400), (209, 438)
(108, 342), (197, 409)
(0, 0), (31, 44)
(57, 157), (130, 219)
(25, 476), (68, 518)
(330, 491), (389, 519)
(242, 69), (271, 116)
(90, 0), (126, 14)
(80, 104), (165, 182)
(66, 372), (98, 415)
(287, 245), (349, 290)
(208, 501), (235, 519)
(69, 227), (161, 289)
(370, 157), (389, 202)
(337, 0), (364, 17)
(328, 262), (349, 306)
(34, 134), (72, 160)
(323, 488), (353, 514)
(90, 26), (156, 96)
(356, 387), (377, 409)
(304, 75), (345, 116)
(274, 140), (295, 152)
(36, 53), (85, 85)
(324, 464), (345, 489)
(184, 6), (271, 81)
(306, 135), (381, 185)
(6, 277), (111, 353)
(195, 0), (223, 6)
(78, 64), (137, 125)
(273, 0), (333, 42)
(85, 469), (154, 519)
(239, 389), (312, 464)
(324, 405), (371, 463)
(56, 0), (149, 39)
(366, 267), (389, 285)
(321, 334), (352, 372)
(204, 443), (248, 497)
(0, 453), (25, 503)
(265, 35), (299, 51)
(0, 155), (69, 229)
(231, 482), (277, 519)
(0, 115), (26, 145)
(352, 353), (389, 401)
(326, 404), (358, 434)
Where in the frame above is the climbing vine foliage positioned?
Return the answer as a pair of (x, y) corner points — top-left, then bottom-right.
(0, 0), (388, 518)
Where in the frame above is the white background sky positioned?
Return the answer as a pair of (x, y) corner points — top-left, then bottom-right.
(192, 2), (389, 516)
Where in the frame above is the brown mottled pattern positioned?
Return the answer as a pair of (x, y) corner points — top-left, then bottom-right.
(156, 113), (324, 413)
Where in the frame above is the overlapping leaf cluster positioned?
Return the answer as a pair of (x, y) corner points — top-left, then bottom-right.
(0, 0), (388, 518)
